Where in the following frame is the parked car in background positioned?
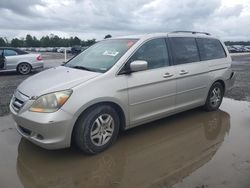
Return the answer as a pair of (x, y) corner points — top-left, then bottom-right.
(226, 46), (235, 53)
(71, 45), (82, 54)
(243, 46), (250, 52)
(82, 46), (89, 51)
(0, 47), (43, 75)
(19, 47), (28, 51)
(57, 47), (71, 53)
(227, 45), (250, 53)
(10, 31), (235, 154)
(45, 47), (53, 52)
(39, 48), (47, 52)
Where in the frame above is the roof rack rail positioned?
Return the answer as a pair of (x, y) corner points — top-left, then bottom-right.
(170, 31), (211, 36)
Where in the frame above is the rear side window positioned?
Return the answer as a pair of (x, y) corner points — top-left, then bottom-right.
(4, 49), (17, 56)
(197, 38), (226, 60)
(169, 37), (200, 65)
(129, 38), (170, 69)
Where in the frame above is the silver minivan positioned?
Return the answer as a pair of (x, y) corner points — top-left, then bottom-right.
(10, 31), (235, 154)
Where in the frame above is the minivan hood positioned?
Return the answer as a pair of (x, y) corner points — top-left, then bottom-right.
(18, 66), (101, 97)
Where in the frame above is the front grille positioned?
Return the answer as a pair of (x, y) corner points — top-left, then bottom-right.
(11, 90), (29, 112)
(12, 97), (24, 111)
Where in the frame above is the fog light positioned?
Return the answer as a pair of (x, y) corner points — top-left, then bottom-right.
(37, 134), (44, 140)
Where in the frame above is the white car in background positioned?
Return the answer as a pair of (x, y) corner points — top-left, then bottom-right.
(0, 47), (44, 75)
(57, 47), (71, 53)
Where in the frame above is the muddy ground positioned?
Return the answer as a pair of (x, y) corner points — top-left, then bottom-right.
(0, 53), (250, 188)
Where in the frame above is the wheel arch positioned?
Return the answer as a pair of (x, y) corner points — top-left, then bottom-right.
(205, 79), (226, 103)
(213, 79), (225, 94)
(70, 100), (127, 146)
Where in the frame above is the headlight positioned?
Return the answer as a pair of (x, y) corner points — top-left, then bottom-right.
(29, 90), (72, 113)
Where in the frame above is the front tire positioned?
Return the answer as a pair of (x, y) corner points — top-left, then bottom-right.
(73, 105), (120, 154)
(17, 63), (31, 75)
(204, 82), (224, 111)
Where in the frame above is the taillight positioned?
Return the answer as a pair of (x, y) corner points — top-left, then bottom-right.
(37, 55), (43, 61)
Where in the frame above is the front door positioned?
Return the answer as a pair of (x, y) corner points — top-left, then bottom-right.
(125, 38), (177, 126)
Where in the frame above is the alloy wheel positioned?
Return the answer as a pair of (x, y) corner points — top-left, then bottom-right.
(209, 87), (222, 108)
(90, 114), (115, 146)
(18, 63), (31, 74)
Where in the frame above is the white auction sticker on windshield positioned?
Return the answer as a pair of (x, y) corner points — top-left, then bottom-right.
(103, 50), (119, 57)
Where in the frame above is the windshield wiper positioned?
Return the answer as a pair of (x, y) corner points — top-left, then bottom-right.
(71, 66), (94, 72)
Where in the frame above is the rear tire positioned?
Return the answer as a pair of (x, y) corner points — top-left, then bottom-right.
(17, 63), (31, 75)
(204, 82), (224, 111)
(73, 105), (120, 154)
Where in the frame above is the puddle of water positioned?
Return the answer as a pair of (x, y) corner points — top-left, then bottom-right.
(0, 98), (249, 188)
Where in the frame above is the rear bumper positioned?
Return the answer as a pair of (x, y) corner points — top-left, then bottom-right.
(31, 61), (44, 69)
(225, 71), (236, 90)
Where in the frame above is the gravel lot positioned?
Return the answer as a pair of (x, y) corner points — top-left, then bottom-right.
(225, 54), (250, 101)
(0, 53), (249, 116)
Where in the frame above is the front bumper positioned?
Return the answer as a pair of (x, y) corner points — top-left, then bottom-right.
(10, 103), (76, 150)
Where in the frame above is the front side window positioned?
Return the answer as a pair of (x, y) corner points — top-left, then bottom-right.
(66, 39), (138, 73)
(197, 38), (226, 61)
(170, 37), (200, 65)
(128, 38), (170, 70)
(4, 49), (17, 56)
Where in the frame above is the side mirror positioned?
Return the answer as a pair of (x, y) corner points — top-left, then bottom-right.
(130, 60), (148, 72)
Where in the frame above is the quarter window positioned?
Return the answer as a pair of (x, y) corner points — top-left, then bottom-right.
(4, 49), (17, 56)
(129, 38), (170, 70)
(169, 37), (200, 65)
(197, 38), (226, 60)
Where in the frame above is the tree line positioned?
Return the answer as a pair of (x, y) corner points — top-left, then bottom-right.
(0, 34), (100, 47)
(4, 34), (248, 47)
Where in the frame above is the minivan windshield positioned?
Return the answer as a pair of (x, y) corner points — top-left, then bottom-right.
(65, 39), (138, 73)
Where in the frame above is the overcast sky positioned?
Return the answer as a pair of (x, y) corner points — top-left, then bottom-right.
(0, 0), (250, 41)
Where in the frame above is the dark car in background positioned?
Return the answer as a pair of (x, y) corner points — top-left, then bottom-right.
(71, 45), (82, 55)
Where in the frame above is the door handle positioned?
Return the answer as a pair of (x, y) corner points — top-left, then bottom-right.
(179, 70), (189, 75)
(163, 73), (174, 78)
